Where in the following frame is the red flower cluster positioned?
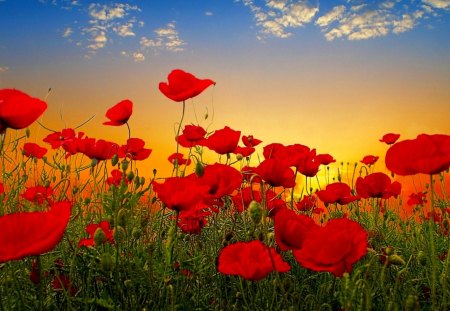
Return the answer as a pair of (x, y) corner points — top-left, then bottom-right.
(407, 192), (427, 206)
(106, 169), (130, 187)
(316, 182), (360, 206)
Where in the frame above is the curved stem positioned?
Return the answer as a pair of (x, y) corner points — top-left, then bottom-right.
(174, 101), (186, 177)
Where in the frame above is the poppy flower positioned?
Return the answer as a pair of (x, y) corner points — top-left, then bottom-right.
(296, 195), (318, 212)
(203, 126), (241, 155)
(361, 155), (379, 166)
(177, 125), (207, 148)
(355, 172), (401, 199)
(168, 153), (191, 166)
(78, 220), (114, 248)
(263, 143), (310, 168)
(232, 187), (262, 213)
(200, 164), (242, 199)
(233, 145), (255, 157)
(152, 176), (209, 213)
(0, 89), (47, 133)
(385, 134), (450, 176)
(52, 272), (77, 296)
(22, 142), (47, 159)
(217, 240), (290, 281)
(159, 69), (215, 102)
(316, 182), (360, 206)
(21, 185), (54, 205)
(103, 99), (133, 126)
(407, 192), (427, 206)
(293, 217), (368, 277)
(241, 166), (261, 184)
(0, 201), (72, 263)
(43, 128), (76, 149)
(177, 209), (210, 234)
(242, 135), (262, 147)
(119, 138), (152, 161)
(380, 133), (400, 145)
(274, 208), (318, 251)
(77, 138), (119, 161)
(255, 159), (296, 188)
(106, 169), (130, 187)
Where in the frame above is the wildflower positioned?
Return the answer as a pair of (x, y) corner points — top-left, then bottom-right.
(355, 172), (401, 199)
(203, 126), (241, 155)
(242, 135), (262, 147)
(379, 133), (400, 145)
(296, 195), (318, 212)
(78, 220), (114, 248)
(159, 69), (215, 102)
(21, 185), (54, 205)
(407, 192), (427, 206)
(361, 155), (379, 166)
(22, 143), (47, 159)
(177, 124), (207, 148)
(0, 201), (72, 263)
(293, 218), (368, 277)
(177, 209), (210, 234)
(103, 99), (133, 126)
(0, 89), (47, 134)
(255, 158), (296, 188)
(217, 240), (290, 281)
(168, 152), (191, 166)
(199, 163), (242, 203)
(119, 138), (152, 161)
(316, 182), (360, 206)
(385, 134), (450, 175)
(106, 169), (130, 187)
(77, 138), (119, 161)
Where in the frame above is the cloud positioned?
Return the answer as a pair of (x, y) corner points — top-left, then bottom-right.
(315, 5), (345, 27)
(132, 52), (145, 62)
(422, 0), (450, 9)
(62, 27), (73, 38)
(205, 11), (213, 16)
(0, 66), (9, 73)
(140, 22), (186, 52)
(114, 23), (135, 37)
(238, 0), (319, 39)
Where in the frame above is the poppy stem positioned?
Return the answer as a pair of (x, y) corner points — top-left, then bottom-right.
(126, 122), (131, 141)
(174, 101), (186, 177)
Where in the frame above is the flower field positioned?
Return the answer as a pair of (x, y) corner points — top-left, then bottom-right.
(0, 69), (449, 310)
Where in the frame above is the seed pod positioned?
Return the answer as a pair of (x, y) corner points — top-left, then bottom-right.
(248, 200), (262, 224)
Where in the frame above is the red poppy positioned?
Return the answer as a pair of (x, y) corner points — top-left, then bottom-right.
(361, 155), (379, 166)
(168, 153), (192, 166)
(355, 172), (401, 199)
(22, 142), (47, 159)
(177, 209), (210, 234)
(407, 192), (427, 206)
(106, 169), (130, 187)
(241, 166), (261, 184)
(52, 272), (77, 296)
(78, 138), (119, 161)
(296, 195), (318, 212)
(152, 176), (209, 213)
(159, 69), (215, 102)
(233, 145), (255, 157)
(0, 89), (47, 133)
(177, 125), (207, 148)
(103, 99), (133, 126)
(263, 143), (310, 168)
(203, 126), (241, 155)
(232, 187), (262, 213)
(316, 153), (336, 166)
(380, 133), (400, 145)
(0, 182), (4, 195)
(43, 128), (76, 149)
(316, 182), (360, 205)
(119, 138), (152, 161)
(0, 201), (72, 263)
(217, 240), (290, 281)
(21, 185), (54, 205)
(255, 159), (296, 188)
(242, 135), (262, 147)
(385, 134), (450, 176)
(293, 217), (368, 277)
(78, 220), (114, 248)
(274, 208), (318, 251)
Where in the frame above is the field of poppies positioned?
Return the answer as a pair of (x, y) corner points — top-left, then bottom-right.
(0, 69), (449, 310)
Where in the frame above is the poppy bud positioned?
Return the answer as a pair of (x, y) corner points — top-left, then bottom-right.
(404, 294), (418, 311)
(140, 177), (146, 186)
(417, 251), (427, 266)
(124, 279), (132, 289)
(26, 128), (31, 138)
(195, 161), (204, 177)
(91, 159), (98, 167)
(100, 252), (114, 272)
(94, 228), (107, 246)
(236, 154), (243, 161)
(127, 171), (134, 182)
(132, 227), (141, 239)
(385, 246), (395, 256)
(388, 254), (406, 266)
(121, 160), (129, 172)
(134, 175), (140, 186)
(248, 200), (262, 224)
(153, 168), (157, 176)
(117, 208), (127, 227)
(44, 180), (51, 188)
(114, 226), (126, 242)
(111, 154), (119, 166)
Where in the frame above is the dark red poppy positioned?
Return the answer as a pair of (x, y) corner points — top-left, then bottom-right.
(0, 201), (72, 263)
(385, 134), (450, 176)
(29, 259), (41, 284)
(152, 176), (209, 213)
(407, 192), (427, 206)
(361, 155), (379, 166)
(177, 124), (207, 148)
(274, 208), (318, 251)
(296, 195), (318, 212)
(380, 133), (400, 145)
(103, 99), (133, 126)
(204, 126), (241, 155)
(106, 169), (130, 187)
(355, 172), (401, 199)
(316, 153), (336, 166)
(23, 142), (47, 159)
(78, 220), (114, 248)
(52, 272), (77, 296)
(255, 159), (296, 188)
(0, 89), (47, 133)
(21, 185), (54, 205)
(120, 138), (152, 161)
(293, 217), (368, 277)
(168, 153), (191, 166)
(217, 240), (290, 281)
(77, 138), (119, 161)
(316, 182), (360, 205)
(241, 166), (261, 184)
(233, 145), (255, 157)
(177, 209), (210, 234)
(242, 135), (262, 147)
(159, 69), (215, 102)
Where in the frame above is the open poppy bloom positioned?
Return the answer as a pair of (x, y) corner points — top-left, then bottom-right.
(361, 155), (379, 166)
(119, 138), (152, 161)
(379, 133), (400, 145)
(176, 124), (207, 148)
(407, 192), (427, 206)
(77, 138), (119, 161)
(103, 99), (133, 126)
(293, 217), (368, 277)
(0, 89), (47, 133)
(159, 69), (215, 102)
(23, 142), (47, 159)
(168, 152), (191, 166)
(78, 220), (115, 248)
(355, 172), (401, 199)
(385, 134), (450, 176)
(199, 163), (242, 201)
(242, 135), (262, 147)
(0, 201), (72, 263)
(21, 185), (54, 205)
(255, 158), (296, 188)
(106, 169), (130, 187)
(177, 209), (210, 234)
(217, 240), (290, 281)
(203, 126), (241, 155)
(316, 182), (360, 205)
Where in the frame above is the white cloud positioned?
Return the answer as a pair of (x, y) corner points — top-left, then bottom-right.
(422, 0), (450, 9)
(0, 66), (9, 73)
(114, 23), (135, 37)
(316, 5), (345, 27)
(238, 0), (318, 39)
(140, 22), (186, 52)
(205, 11), (213, 16)
(132, 52), (145, 62)
(62, 27), (73, 38)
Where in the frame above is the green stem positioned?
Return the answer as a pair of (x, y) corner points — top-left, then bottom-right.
(175, 101), (186, 177)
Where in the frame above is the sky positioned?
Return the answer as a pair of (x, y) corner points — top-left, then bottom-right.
(0, 0), (449, 179)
